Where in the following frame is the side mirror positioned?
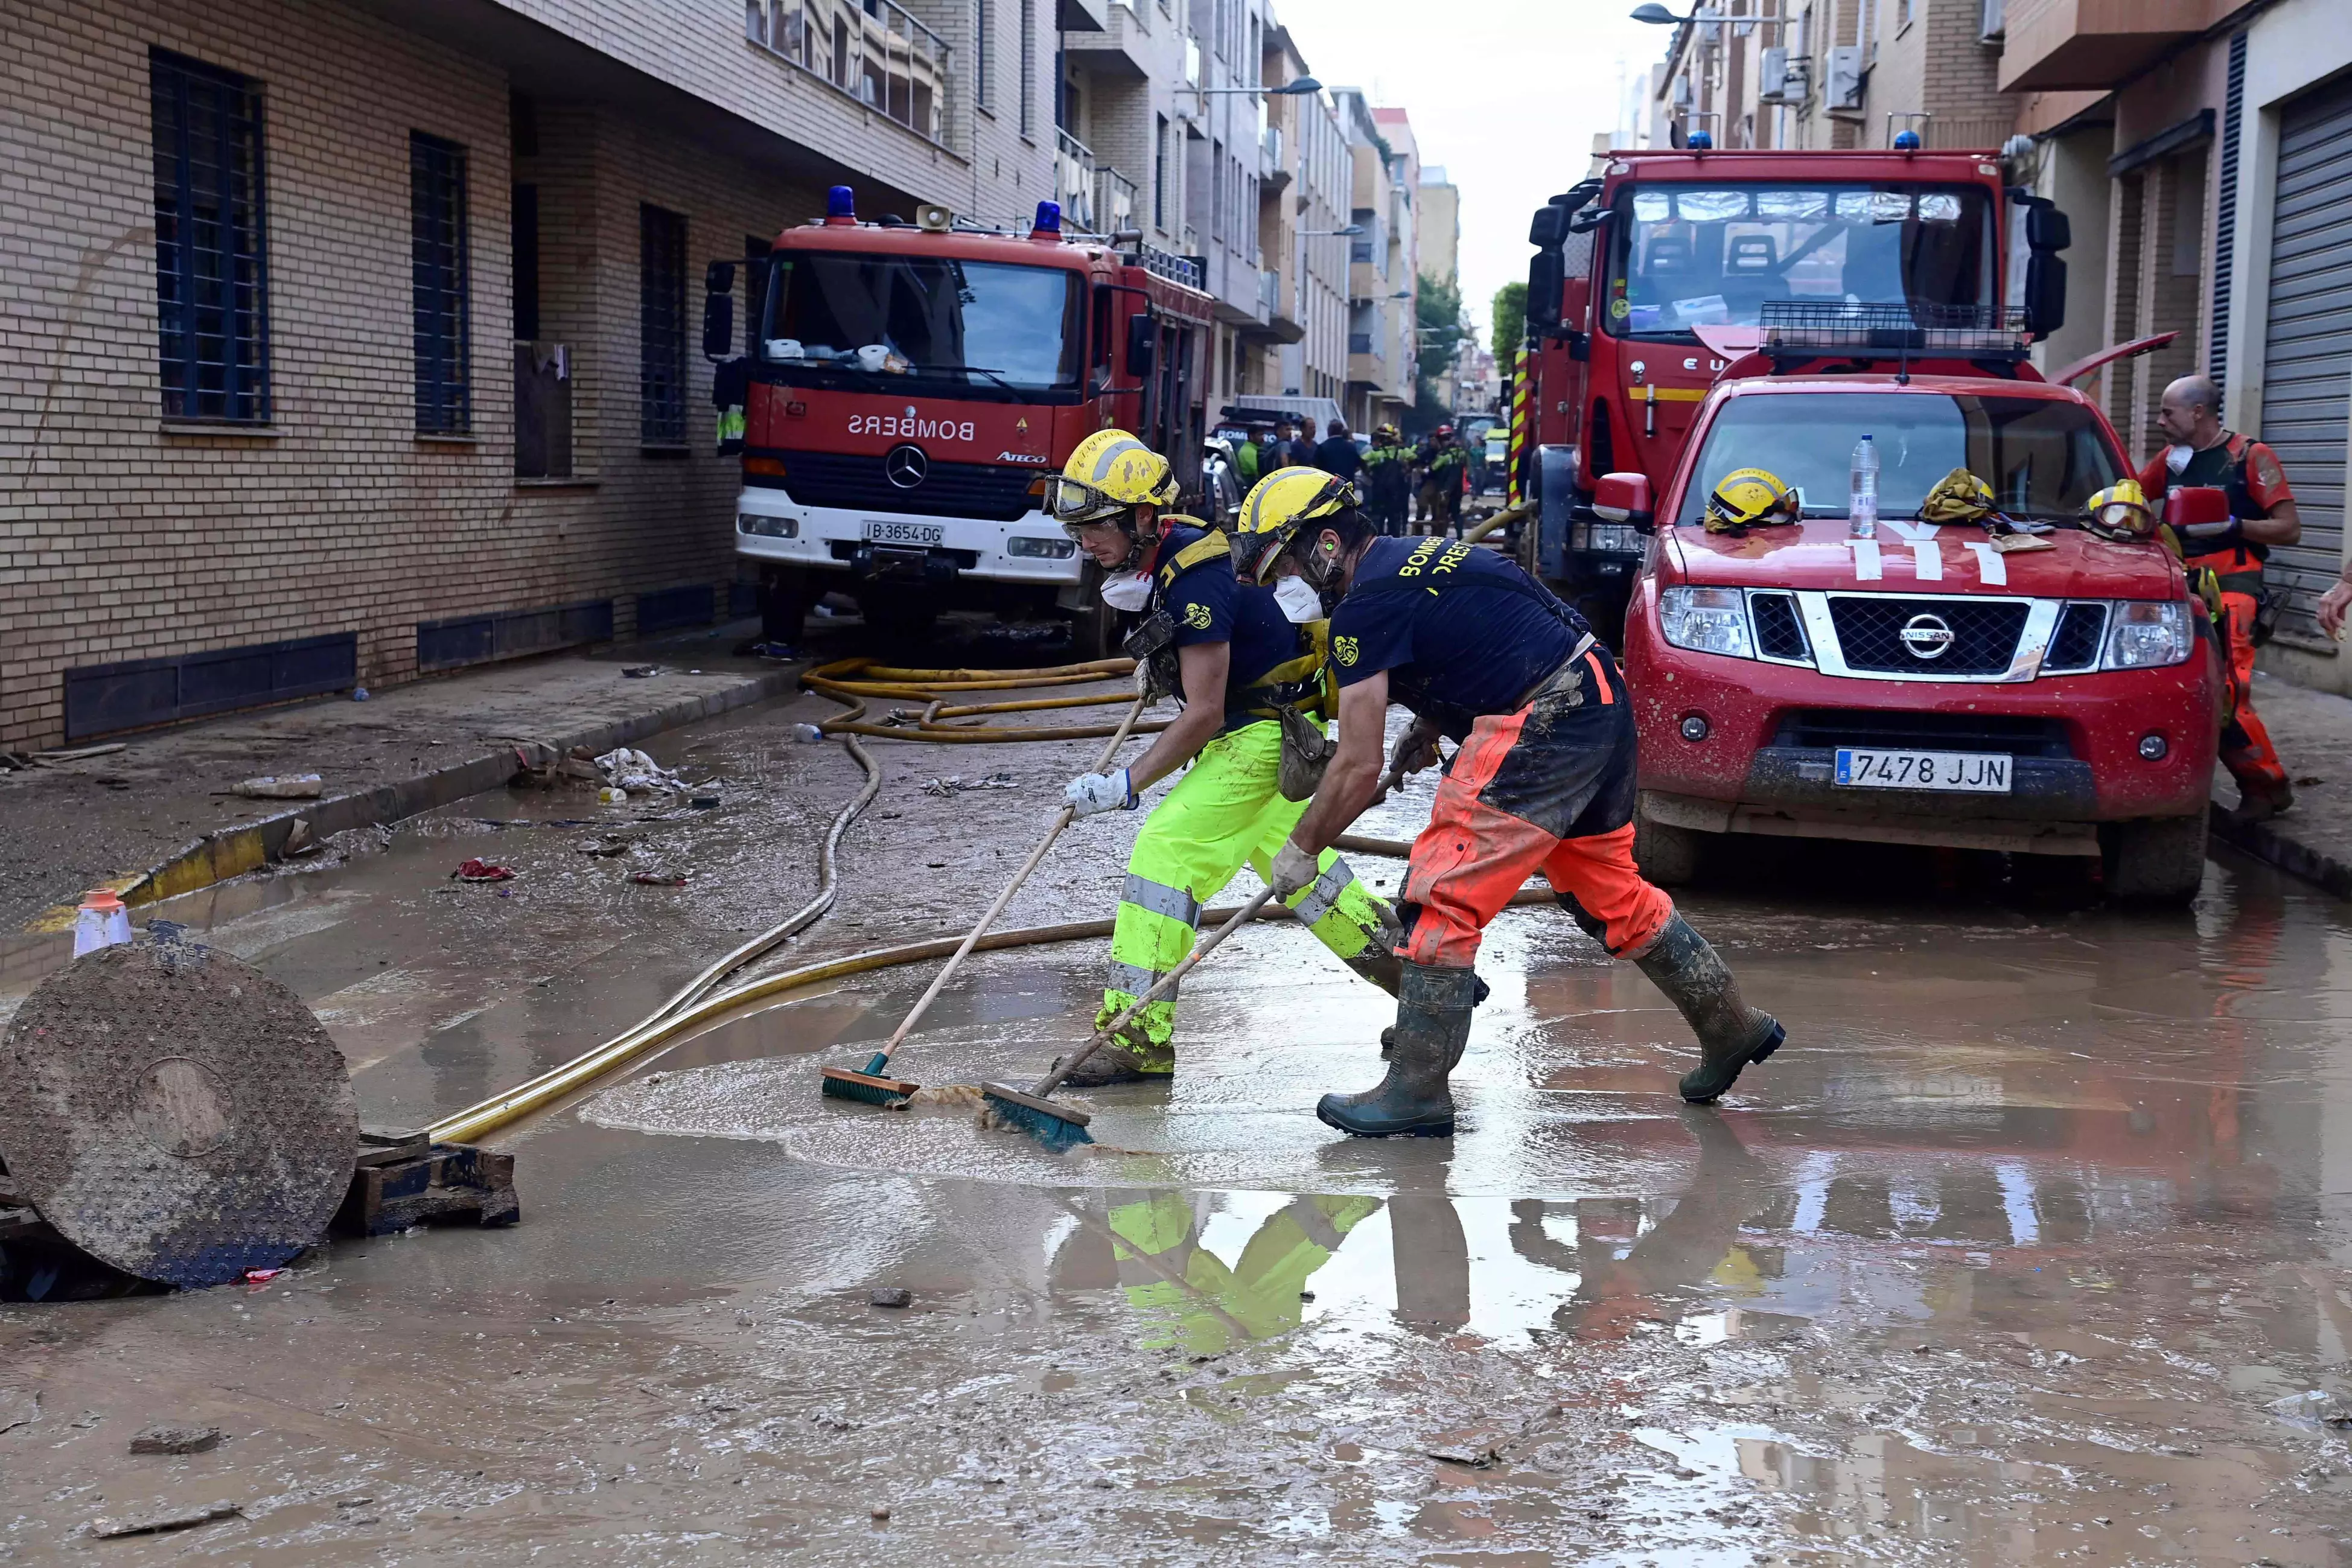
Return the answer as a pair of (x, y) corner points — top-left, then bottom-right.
(1592, 471), (1654, 531)
(1526, 250), (1564, 333)
(2164, 485), (2230, 532)
(702, 292), (735, 359)
(1528, 205), (1567, 247)
(2023, 252), (2067, 337)
(1126, 312), (1156, 377)
(2025, 200), (2071, 252)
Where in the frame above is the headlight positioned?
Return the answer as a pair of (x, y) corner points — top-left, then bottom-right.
(1659, 585), (1754, 659)
(1007, 535), (1076, 559)
(2102, 600), (2189, 669)
(738, 514), (795, 538)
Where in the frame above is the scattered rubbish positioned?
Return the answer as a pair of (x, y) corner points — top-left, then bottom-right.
(598, 786), (629, 805)
(869, 1287), (912, 1309)
(689, 795), (722, 809)
(72, 888), (133, 957)
(0, 1387), (36, 1434)
(870, 1505), (891, 1522)
(233, 774), (324, 800)
(735, 1310), (754, 1326)
(282, 818), (319, 856)
(34, 743), (127, 763)
(242, 1267), (282, 1284)
(630, 871), (689, 887)
(453, 859), (516, 882)
(351, 687), (370, 701)
(509, 746), (603, 789)
(1424, 1439), (1506, 1468)
(88, 1503), (243, 1540)
(2270, 1388), (2352, 1427)
(577, 838), (631, 858)
(93, 774), (132, 791)
(789, 723), (826, 743)
(130, 1423), (223, 1455)
(747, 642), (799, 660)
(0, 751), (31, 772)
(2296, 774), (2325, 787)
(595, 747), (684, 795)
(622, 665), (660, 678)
(920, 772), (1017, 797)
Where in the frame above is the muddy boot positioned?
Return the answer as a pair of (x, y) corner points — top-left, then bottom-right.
(1381, 973), (1487, 1057)
(1050, 1039), (1159, 1087)
(1635, 913), (1783, 1104)
(1321, 963), (1479, 1137)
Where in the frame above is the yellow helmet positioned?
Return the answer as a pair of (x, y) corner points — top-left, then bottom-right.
(1045, 429), (1179, 530)
(2084, 478), (2154, 541)
(1920, 467), (1996, 524)
(1231, 465), (1362, 584)
(1704, 467), (1799, 534)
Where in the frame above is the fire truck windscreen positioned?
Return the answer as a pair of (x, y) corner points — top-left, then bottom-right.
(1674, 392), (2124, 527)
(1607, 184), (1996, 340)
(757, 253), (1084, 392)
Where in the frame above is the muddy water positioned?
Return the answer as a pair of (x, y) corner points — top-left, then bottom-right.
(3, 664), (2350, 1563)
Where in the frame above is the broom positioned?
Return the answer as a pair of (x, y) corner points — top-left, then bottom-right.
(820, 692), (1149, 1107)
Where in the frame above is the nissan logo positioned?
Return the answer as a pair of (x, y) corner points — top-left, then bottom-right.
(1899, 613), (1956, 658)
(884, 444), (929, 489)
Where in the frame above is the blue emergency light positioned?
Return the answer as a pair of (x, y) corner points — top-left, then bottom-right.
(1686, 130), (1713, 150)
(1033, 199), (1063, 235)
(1893, 129), (1922, 151)
(827, 185), (856, 220)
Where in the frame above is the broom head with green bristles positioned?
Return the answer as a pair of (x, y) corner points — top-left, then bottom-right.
(821, 1052), (919, 1107)
(978, 1080), (1094, 1151)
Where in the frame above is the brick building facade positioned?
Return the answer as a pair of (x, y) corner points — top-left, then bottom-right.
(0, 0), (1059, 747)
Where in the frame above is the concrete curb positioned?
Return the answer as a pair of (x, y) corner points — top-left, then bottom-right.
(112, 666), (806, 913)
(2208, 801), (2352, 902)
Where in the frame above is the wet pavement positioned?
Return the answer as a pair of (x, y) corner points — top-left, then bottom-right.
(3, 623), (2350, 1563)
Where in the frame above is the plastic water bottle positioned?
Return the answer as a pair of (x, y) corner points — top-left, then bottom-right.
(72, 888), (133, 958)
(1849, 434), (1879, 539)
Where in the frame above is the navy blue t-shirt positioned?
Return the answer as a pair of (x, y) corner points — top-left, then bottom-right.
(1153, 524), (1303, 733)
(1327, 537), (1587, 733)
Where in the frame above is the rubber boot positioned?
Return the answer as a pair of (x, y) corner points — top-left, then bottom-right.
(1051, 1041), (1158, 1087)
(1319, 963), (1479, 1137)
(1380, 973), (1487, 1057)
(1634, 913), (1783, 1104)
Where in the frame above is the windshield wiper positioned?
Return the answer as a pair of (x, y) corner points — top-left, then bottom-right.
(894, 362), (1016, 393)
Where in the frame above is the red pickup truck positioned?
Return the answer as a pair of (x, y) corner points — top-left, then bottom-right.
(1618, 359), (2222, 904)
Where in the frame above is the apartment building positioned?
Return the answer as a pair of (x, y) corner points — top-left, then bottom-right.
(0, 0), (1061, 747)
(1639, 0), (2351, 689)
(1263, 18), (1351, 405)
(1328, 92), (1415, 434)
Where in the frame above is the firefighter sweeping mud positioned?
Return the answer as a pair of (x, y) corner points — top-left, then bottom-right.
(1232, 471), (1785, 1136)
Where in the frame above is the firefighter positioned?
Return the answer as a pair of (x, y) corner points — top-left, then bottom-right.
(1051, 442), (1400, 1085)
(1360, 423), (1414, 537)
(2135, 374), (2301, 820)
(1232, 482), (1783, 1137)
(1417, 425), (1469, 535)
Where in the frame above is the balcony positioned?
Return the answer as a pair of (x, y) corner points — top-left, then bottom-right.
(1095, 165), (1138, 234)
(1056, 129), (1098, 229)
(1260, 123), (1290, 193)
(1994, 0), (2223, 92)
(1063, 0), (1153, 78)
(746, 0), (949, 147)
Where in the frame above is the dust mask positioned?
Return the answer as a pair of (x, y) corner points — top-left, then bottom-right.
(1100, 572), (1152, 613)
(1272, 575), (1325, 624)
(2165, 444), (2193, 475)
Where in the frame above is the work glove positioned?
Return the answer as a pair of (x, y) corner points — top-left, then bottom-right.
(1065, 767), (1136, 817)
(1386, 718), (1442, 781)
(1268, 840), (1321, 902)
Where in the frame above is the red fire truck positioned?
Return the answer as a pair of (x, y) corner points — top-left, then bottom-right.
(726, 188), (1217, 653)
(1508, 139), (2074, 640)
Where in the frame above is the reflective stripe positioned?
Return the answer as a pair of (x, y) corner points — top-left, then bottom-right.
(1091, 436), (1149, 480)
(1292, 855), (1356, 929)
(1105, 960), (1179, 1001)
(1120, 872), (1200, 926)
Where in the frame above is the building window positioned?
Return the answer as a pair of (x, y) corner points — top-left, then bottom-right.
(975, 0), (993, 108)
(1019, 0), (1037, 138)
(149, 49), (270, 423)
(512, 184), (540, 340)
(1154, 112), (1170, 229)
(640, 203), (687, 446)
(410, 132), (471, 435)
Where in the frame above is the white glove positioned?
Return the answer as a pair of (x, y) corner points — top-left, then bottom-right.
(1065, 767), (1136, 817)
(1269, 841), (1321, 901)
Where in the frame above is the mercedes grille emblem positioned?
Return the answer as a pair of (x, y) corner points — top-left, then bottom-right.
(1899, 613), (1956, 659)
(884, 444), (929, 489)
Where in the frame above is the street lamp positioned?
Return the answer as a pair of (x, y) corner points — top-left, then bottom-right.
(1301, 223), (1363, 237)
(1185, 74), (1321, 103)
(1630, 3), (1783, 28)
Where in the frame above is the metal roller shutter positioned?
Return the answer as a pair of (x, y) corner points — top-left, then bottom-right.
(2260, 72), (2352, 643)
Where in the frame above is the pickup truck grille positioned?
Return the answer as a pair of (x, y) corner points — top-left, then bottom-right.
(1773, 709), (2074, 759)
(753, 450), (1042, 522)
(1828, 595), (2027, 675)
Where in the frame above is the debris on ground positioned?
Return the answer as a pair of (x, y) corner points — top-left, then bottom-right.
(34, 743), (127, 763)
(921, 773), (1016, 797)
(351, 687), (369, 701)
(88, 1502), (242, 1539)
(2269, 1388), (2352, 1427)
(745, 642), (798, 660)
(577, 837), (632, 857)
(869, 1287), (912, 1308)
(789, 724), (825, 743)
(243, 1267), (283, 1284)
(0, 1387), (37, 1433)
(622, 666), (660, 678)
(509, 746), (604, 790)
(453, 859), (515, 882)
(282, 819), (318, 857)
(596, 747), (684, 795)
(630, 871), (688, 887)
(232, 774), (324, 800)
(689, 795), (722, 809)
(130, 1424), (223, 1455)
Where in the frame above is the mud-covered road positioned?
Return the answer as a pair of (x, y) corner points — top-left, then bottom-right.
(3, 620), (2350, 1564)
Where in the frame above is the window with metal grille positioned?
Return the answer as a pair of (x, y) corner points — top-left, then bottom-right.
(974, 0), (993, 109)
(149, 50), (270, 423)
(2212, 31), (2247, 389)
(1019, 0), (1037, 138)
(1154, 114), (1170, 230)
(640, 203), (687, 445)
(410, 132), (471, 434)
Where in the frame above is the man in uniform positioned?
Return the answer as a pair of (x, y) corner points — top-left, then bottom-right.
(2136, 374), (2302, 820)
(1050, 438), (1400, 1084)
(1416, 425), (1468, 536)
(1232, 486), (1783, 1136)
(1360, 422), (1415, 537)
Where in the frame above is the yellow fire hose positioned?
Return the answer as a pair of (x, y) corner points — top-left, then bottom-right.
(424, 656), (1484, 1146)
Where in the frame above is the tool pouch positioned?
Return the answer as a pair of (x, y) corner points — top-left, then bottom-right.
(1276, 704), (1336, 801)
(1123, 610), (1181, 703)
(2252, 578), (2290, 648)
